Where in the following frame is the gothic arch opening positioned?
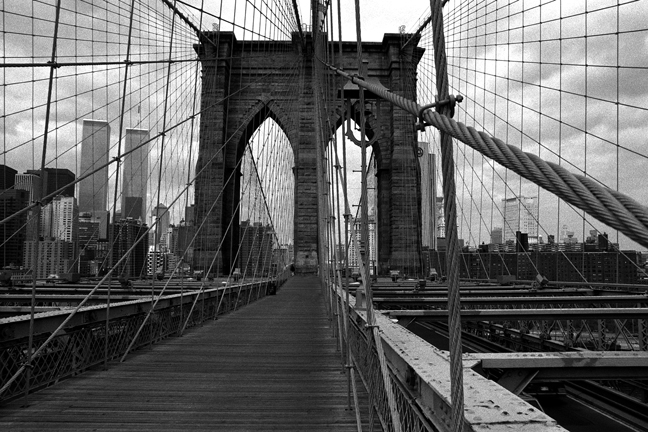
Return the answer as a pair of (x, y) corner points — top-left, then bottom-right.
(221, 102), (295, 276)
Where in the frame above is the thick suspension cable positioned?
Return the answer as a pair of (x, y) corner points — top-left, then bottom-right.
(322, 61), (648, 250)
(429, 0), (464, 429)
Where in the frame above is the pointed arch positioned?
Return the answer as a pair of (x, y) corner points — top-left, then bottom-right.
(229, 99), (298, 161)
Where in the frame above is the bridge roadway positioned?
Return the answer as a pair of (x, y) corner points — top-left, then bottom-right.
(0, 276), (373, 431)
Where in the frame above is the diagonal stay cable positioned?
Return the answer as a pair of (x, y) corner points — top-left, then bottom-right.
(0, 57), (301, 396)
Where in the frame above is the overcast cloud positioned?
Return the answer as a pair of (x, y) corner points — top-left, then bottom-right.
(2, 0), (647, 252)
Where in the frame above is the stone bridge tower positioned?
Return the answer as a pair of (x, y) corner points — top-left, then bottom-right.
(194, 31), (425, 276)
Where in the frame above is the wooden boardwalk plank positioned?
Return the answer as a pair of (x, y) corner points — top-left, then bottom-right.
(0, 276), (373, 431)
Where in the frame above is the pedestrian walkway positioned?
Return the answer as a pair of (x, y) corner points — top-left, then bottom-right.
(0, 276), (371, 431)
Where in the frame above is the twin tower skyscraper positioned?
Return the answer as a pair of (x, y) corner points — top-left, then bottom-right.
(79, 119), (149, 222)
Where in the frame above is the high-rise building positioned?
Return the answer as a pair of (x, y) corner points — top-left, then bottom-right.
(77, 211), (111, 275)
(75, 209), (110, 243)
(15, 173), (41, 204)
(491, 227), (503, 244)
(146, 250), (167, 276)
(367, 157), (377, 219)
(41, 196), (78, 243)
(152, 203), (170, 246)
(184, 204), (194, 226)
(111, 218), (149, 278)
(0, 189), (28, 267)
(39, 196), (79, 273)
(0, 164), (17, 189)
(501, 196), (538, 244)
(170, 223), (195, 264)
(15, 173), (42, 241)
(435, 197), (445, 239)
(23, 240), (74, 279)
(346, 216), (376, 274)
(79, 119), (110, 214)
(122, 128), (149, 221)
(122, 196), (143, 222)
(239, 220), (275, 277)
(78, 212), (100, 276)
(25, 168), (75, 203)
(418, 142), (437, 249)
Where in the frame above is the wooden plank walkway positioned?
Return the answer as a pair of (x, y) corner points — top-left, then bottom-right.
(0, 276), (373, 431)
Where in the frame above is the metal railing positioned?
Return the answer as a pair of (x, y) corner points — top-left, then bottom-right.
(0, 278), (284, 404)
(345, 301), (432, 432)
(328, 281), (567, 432)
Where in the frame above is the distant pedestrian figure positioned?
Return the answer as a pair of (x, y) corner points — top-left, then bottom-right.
(290, 264), (295, 276)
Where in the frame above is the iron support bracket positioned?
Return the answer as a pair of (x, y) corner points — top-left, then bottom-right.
(415, 94), (463, 131)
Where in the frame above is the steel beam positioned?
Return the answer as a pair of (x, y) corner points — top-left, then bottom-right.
(384, 308), (648, 321)
(356, 288), (595, 297)
(464, 351), (648, 369)
(0, 294), (149, 305)
(374, 295), (648, 307)
(464, 352), (648, 384)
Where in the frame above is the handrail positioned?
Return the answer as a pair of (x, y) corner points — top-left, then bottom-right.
(328, 280), (567, 432)
(0, 277), (287, 404)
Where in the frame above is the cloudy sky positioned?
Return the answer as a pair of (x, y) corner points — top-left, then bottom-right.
(2, 0), (647, 253)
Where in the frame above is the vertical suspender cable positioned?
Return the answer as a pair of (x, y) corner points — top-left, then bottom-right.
(151, 0), (178, 316)
(105, 0), (138, 370)
(179, 0), (206, 335)
(429, 0), (465, 430)
(352, 0), (401, 430)
(24, 0), (62, 403)
(334, 0), (359, 419)
(353, 0), (371, 311)
(313, 1), (328, 300)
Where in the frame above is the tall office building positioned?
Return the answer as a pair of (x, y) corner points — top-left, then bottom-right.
(39, 196), (79, 273)
(78, 212), (100, 276)
(111, 218), (149, 278)
(22, 189), (78, 276)
(501, 196), (539, 244)
(122, 196), (143, 221)
(152, 203), (170, 246)
(346, 216), (376, 274)
(42, 196), (78, 244)
(239, 220), (275, 276)
(1, 164), (27, 267)
(435, 197), (445, 239)
(15, 173), (41, 204)
(77, 210), (111, 276)
(0, 164), (17, 189)
(0, 189), (28, 267)
(15, 173), (42, 241)
(79, 119), (110, 214)
(122, 128), (149, 221)
(171, 224), (195, 267)
(418, 142), (437, 249)
(491, 227), (503, 244)
(184, 204), (194, 226)
(23, 240), (74, 279)
(25, 168), (75, 203)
